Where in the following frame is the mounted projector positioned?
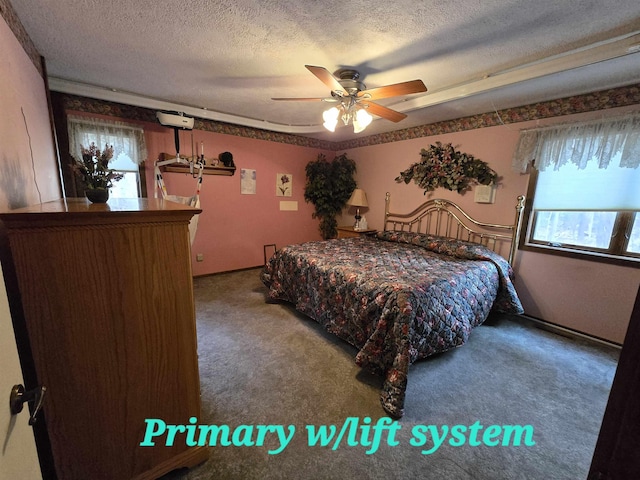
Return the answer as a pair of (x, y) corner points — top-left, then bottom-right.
(156, 111), (194, 130)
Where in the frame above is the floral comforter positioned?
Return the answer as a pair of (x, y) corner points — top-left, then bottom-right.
(260, 231), (524, 418)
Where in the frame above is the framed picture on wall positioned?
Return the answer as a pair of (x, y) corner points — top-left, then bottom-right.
(276, 173), (292, 197)
(241, 168), (256, 194)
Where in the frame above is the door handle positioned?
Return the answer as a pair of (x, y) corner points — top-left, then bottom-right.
(9, 384), (47, 425)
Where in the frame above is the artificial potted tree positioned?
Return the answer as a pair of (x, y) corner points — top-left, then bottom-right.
(304, 153), (357, 239)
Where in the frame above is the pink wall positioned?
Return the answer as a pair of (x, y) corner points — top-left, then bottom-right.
(341, 126), (529, 231)
(0, 12), (60, 477)
(45, 59), (640, 344)
(0, 18), (59, 210)
(143, 125), (327, 275)
(51, 101), (640, 344)
(75, 107), (638, 343)
(344, 109), (640, 344)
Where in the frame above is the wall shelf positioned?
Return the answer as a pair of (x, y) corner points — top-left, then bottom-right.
(159, 153), (236, 176)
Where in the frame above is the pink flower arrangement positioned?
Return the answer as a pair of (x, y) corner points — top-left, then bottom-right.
(72, 143), (124, 189)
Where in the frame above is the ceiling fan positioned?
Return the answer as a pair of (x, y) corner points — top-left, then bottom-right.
(272, 65), (428, 132)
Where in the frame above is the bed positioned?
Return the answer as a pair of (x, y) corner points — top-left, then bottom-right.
(261, 193), (526, 417)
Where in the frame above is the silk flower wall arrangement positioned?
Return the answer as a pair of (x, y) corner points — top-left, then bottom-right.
(395, 142), (498, 194)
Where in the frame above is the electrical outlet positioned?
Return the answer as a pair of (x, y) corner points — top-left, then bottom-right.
(196, 253), (204, 262)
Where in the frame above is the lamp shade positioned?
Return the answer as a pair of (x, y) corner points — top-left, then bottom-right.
(353, 108), (372, 133)
(347, 189), (368, 207)
(322, 107), (339, 132)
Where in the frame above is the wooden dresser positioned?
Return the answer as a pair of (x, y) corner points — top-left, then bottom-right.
(0, 198), (208, 479)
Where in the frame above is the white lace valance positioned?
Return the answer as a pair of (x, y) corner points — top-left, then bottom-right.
(512, 113), (640, 173)
(67, 115), (148, 165)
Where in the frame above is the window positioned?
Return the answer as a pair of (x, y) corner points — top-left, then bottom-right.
(68, 116), (148, 198)
(513, 114), (640, 263)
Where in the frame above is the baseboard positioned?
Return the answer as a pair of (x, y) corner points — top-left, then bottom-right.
(515, 314), (622, 349)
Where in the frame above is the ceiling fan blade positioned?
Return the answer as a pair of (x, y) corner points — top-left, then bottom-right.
(305, 65), (347, 96)
(360, 101), (407, 122)
(359, 80), (427, 100)
(271, 97), (327, 101)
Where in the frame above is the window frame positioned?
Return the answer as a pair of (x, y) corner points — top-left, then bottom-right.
(520, 168), (640, 266)
(108, 167), (147, 199)
(66, 116), (148, 199)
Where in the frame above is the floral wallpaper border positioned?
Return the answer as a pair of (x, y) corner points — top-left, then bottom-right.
(336, 83), (640, 150)
(54, 92), (337, 150)
(0, 0), (42, 76)
(56, 83), (640, 151)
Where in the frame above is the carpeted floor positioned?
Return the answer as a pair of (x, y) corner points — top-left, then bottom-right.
(163, 268), (620, 480)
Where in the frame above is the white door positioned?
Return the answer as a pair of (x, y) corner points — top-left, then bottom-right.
(0, 265), (42, 479)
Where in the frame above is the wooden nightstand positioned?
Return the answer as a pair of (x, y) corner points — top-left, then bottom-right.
(337, 226), (377, 238)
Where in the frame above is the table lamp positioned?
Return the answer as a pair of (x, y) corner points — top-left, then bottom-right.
(347, 189), (368, 230)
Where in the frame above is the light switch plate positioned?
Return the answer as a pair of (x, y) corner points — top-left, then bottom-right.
(279, 201), (298, 211)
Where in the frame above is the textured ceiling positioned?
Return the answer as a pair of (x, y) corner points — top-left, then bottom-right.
(10, 0), (640, 141)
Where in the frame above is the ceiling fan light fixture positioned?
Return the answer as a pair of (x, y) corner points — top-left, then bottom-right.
(322, 106), (339, 132)
(323, 102), (373, 133)
(340, 105), (352, 126)
(275, 65), (427, 134)
(353, 108), (372, 133)
(323, 119), (338, 132)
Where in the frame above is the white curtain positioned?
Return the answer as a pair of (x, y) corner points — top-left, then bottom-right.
(512, 113), (640, 173)
(67, 115), (148, 164)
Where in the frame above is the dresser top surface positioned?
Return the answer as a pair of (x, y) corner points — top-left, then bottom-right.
(0, 198), (201, 227)
(2, 197), (199, 214)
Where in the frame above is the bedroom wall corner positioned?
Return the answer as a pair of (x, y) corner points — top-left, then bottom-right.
(343, 110), (639, 344)
(143, 128), (326, 275)
(0, 6), (60, 479)
(0, 15), (60, 211)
